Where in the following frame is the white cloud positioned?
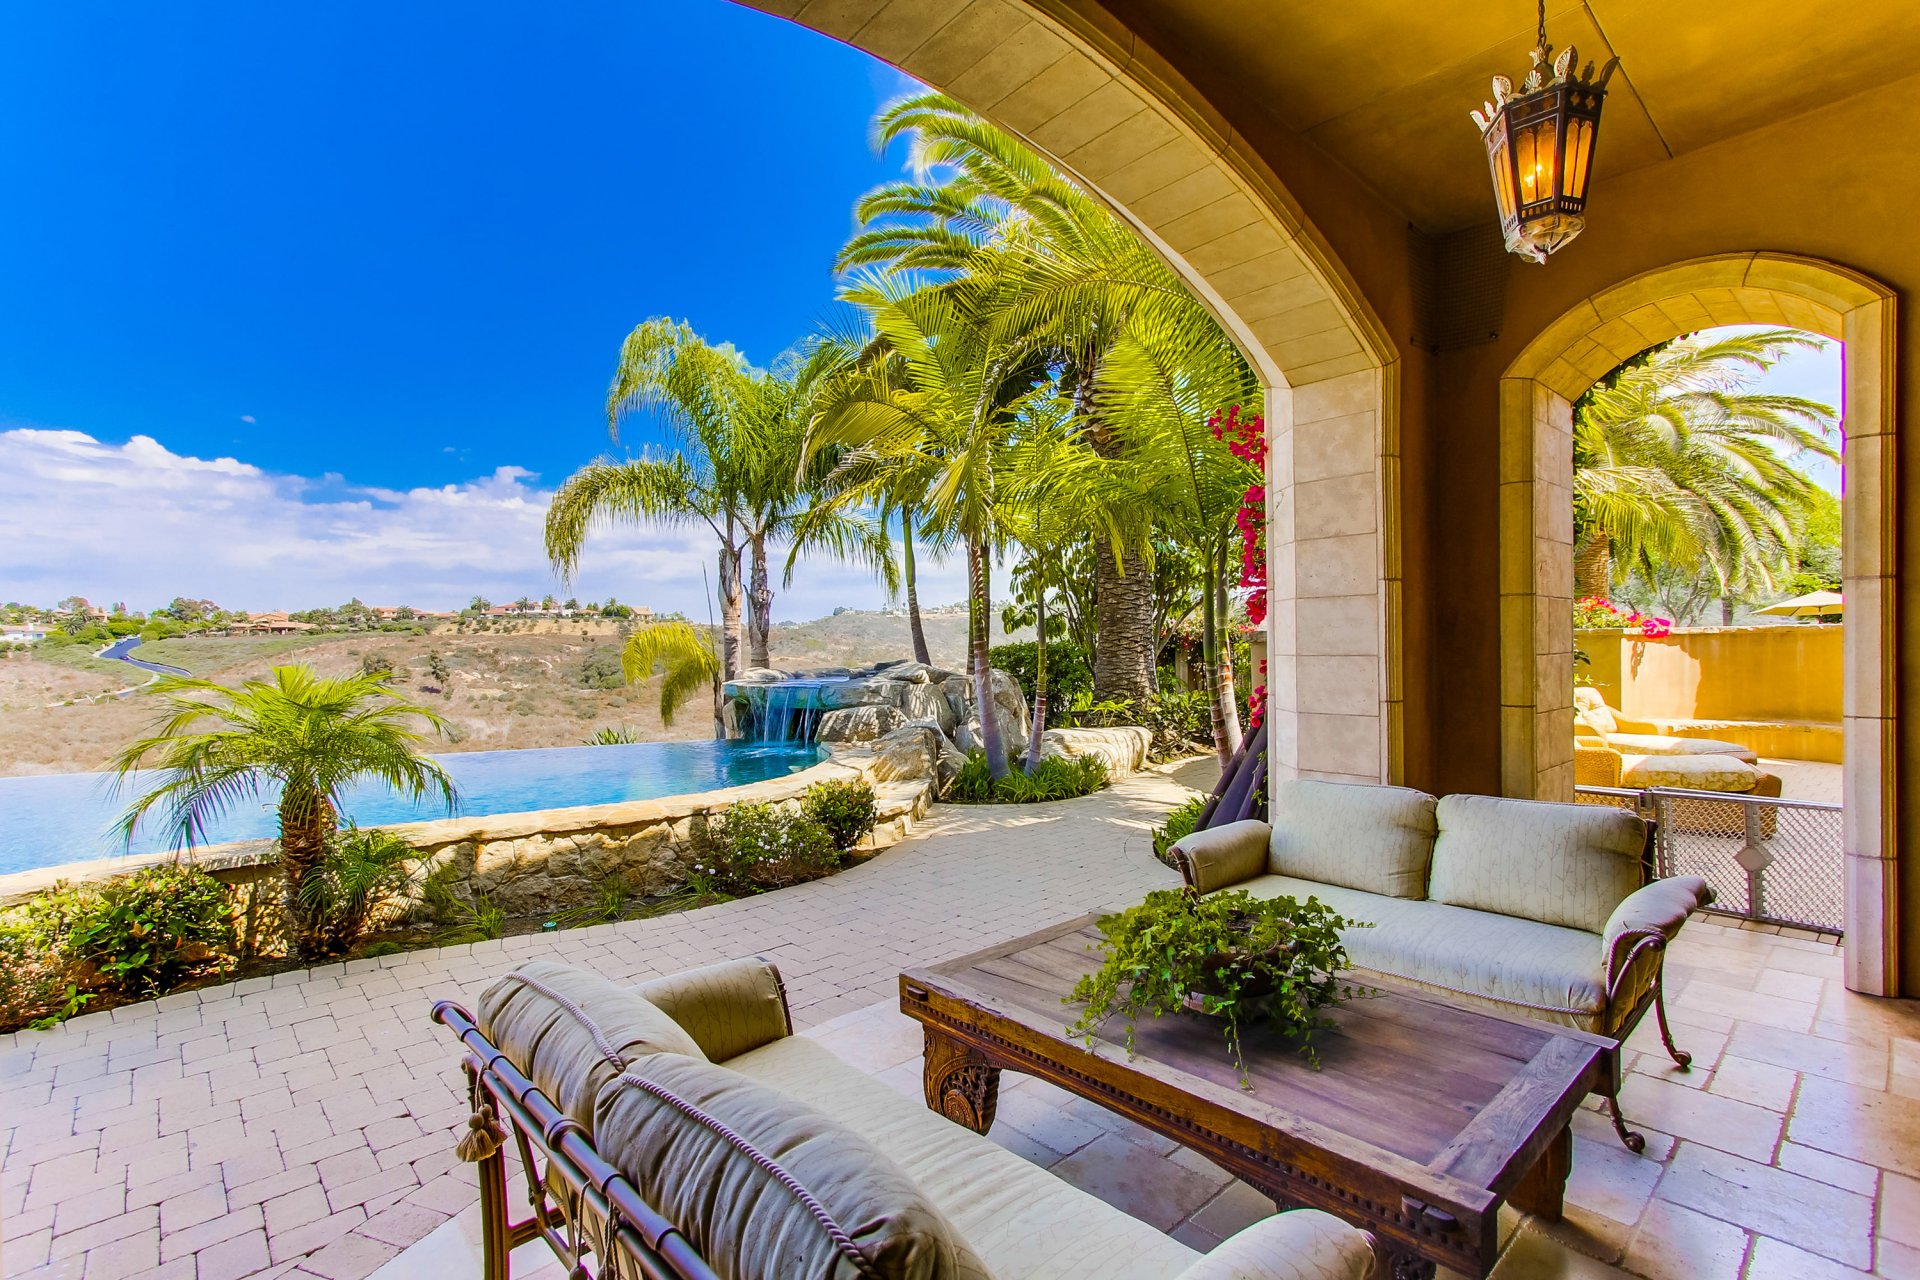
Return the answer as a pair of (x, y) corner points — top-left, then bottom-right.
(239, 414), (256, 424)
(0, 429), (968, 619)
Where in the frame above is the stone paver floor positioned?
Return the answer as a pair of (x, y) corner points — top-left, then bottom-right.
(4, 759), (1916, 1279)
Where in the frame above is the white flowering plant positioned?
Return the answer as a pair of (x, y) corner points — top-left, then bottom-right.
(699, 801), (841, 892)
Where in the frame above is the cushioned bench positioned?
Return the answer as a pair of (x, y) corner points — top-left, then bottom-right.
(1168, 780), (1713, 1152)
(433, 958), (1377, 1280)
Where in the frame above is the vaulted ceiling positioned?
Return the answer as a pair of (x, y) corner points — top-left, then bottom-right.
(1105, 0), (1920, 230)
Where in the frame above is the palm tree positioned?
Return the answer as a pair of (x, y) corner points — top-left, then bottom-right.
(111, 666), (456, 960)
(1574, 329), (1839, 603)
(622, 620), (724, 736)
(1099, 307), (1263, 763)
(548, 319), (754, 677)
(841, 93), (1210, 704)
(806, 270), (1045, 778)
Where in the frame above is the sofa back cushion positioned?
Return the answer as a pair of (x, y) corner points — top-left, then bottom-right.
(1267, 780), (1439, 899)
(478, 960), (706, 1133)
(1574, 687), (1619, 736)
(595, 1051), (973, 1280)
(1428, 795), (1647, 934)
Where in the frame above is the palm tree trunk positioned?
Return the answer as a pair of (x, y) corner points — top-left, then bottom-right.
(1213, 544), (1244, 757)
(279, 787), (336, 959)
(969, 535), (1008, 778)
(1201, 544), (1231, 767)
(717, 517), (744, 680)
(1026, 587), (1048, 771)
(902, 507), (931, 666)
(1093, 539), (1155, 704)
(1574, 532), (1613, 600)
(747, 531), (774, 670)
(1721, 596), (1736, 626)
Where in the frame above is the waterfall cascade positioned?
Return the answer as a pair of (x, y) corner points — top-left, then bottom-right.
(744, 677), (849, 743)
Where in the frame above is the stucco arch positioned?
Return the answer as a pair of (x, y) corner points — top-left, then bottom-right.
(731, 0), (1406, 787)
(1498, 252), (1898, 994)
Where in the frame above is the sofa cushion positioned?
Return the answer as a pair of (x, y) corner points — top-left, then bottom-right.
(594, 1051), (973, 1280)
(1267, 780), (1438, 899)
(1232, 874), (1613, 1033)
(477, 960), (706, 1133)
(1606, 732), (1755, 760)
(730, 1035), (1199, 1280)
(1620, 753), (1756, 792)
(1427, 795), (1646, 934)
(1574, 688), (1619, 736)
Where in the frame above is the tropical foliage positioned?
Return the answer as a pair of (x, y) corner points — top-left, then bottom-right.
(1574, 329), (1839, 609)
(111, 665), (456, 960)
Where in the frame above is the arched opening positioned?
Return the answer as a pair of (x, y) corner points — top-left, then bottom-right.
(733, 0), (1404, 786)
(1499, 252), (1897, 994)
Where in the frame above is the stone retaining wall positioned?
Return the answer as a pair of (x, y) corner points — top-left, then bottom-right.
(0, 748), (935, 914)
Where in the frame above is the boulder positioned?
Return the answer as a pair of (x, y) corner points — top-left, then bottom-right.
(817, 678), (896, 710)
(731, 668), (785, 685)
(902, 682), (957, 734)
(1038, 726), (1152, 780)
(866, 725), (939, 784)
(816, 705), (906, 744)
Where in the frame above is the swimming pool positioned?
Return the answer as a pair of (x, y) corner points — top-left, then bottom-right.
(0, 740), (825, 875)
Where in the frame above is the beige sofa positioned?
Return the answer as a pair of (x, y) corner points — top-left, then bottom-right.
(435, 958), (1377, 1280)
(1168, 780), (1712, 1152)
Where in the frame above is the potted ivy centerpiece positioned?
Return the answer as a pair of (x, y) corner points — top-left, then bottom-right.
(1065, 888), (1366, 1085)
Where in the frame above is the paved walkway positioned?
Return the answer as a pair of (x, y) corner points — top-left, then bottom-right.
(0, 761), (1214, 1279)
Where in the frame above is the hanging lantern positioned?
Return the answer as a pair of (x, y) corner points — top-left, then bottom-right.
(1471, 0), (1618, 263)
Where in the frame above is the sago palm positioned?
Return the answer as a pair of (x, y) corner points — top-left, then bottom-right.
(1574, 328), (1839, 601)
(111, 665), (456, 960)
(622, 619), (724, 735)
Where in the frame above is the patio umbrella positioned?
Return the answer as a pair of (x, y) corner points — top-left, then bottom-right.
(1753, 590), (1843, 618)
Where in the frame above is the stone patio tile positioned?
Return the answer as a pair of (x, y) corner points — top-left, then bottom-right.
(1729, 1021), (1889, 1088)
(1788, 1076), (1920, 1177)
(157, 1204), (263, 1262)
(296, 1229), (402, 1280)
(1658, 1142), (1873, 1266)
(70, 1225), (160, 1280)
(1778, 1140), (1881, 1195)
(1047, 1132), (1224, 1232)
(1184, 1177), (1273, 1241)
(266, 1205), (368, 1264)
(1878, 1238), (1920, 1277)
(1488, 1222), (1633, 1277)
(1881, 1170), (1920, 1248)
(1615, 1073), (1782, 1162)
(1621, 1199), (1750, 1280)
(1675, 980), (1816, 1033)
(1705, 1054), (1799, 1112)
(195, 1227), (273, 1280)
(1746, 1236), (1875, 1278)
(1563, 1132), (1662, 1231)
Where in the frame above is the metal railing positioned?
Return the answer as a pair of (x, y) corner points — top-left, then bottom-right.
(1577, 785), (1844, 935)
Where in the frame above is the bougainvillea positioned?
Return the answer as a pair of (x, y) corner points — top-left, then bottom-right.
(1574, 596), (1673, 638)
(1211, 405), (1268, 627)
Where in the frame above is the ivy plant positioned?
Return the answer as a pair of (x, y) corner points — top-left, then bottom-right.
(1065, 888), (1366, 1084)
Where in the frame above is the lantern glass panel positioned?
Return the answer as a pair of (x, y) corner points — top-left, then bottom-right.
(1516, 116), (1558, 206)
(1489, 125), (1517, 223)
(1566, 116), (1595, 201)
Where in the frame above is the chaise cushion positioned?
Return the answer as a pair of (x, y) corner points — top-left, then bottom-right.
(1620, 753), (1756, 792)
(594, 1051), (975, 1280)
(1573, 688), (1619, 736)
(730, 1035), (1200, 1280)
(1267, 780), (1439, 899)
(1605, 732), (1756, 762)
(1231, 875), (1614, 1033)
(478, 960), (706, 1133)
(1427, 795), (1646, 934)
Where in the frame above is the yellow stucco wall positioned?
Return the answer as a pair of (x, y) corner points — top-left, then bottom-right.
(1581, 625), (1843, 722)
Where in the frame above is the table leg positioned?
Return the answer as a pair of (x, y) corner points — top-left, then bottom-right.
(1508, 1125), (1573, 1221)
(922, 1026), (1000, 1134)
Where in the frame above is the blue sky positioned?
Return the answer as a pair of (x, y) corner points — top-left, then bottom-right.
(0, 2), (1844, 616)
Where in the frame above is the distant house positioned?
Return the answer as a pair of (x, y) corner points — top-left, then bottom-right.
(0, 624), (48, 645)
(228, 611), (315, 635)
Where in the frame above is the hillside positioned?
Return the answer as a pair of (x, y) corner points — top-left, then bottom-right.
(0, 608), (1025, 777)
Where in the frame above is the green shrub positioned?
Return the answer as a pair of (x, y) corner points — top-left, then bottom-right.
(296, 826), (417, 959)
(802, 779), (878, 851)
(944, 752), (1108, 804)
(700, 802), (840, 891)
(64, 864), (236, 995)
(989, 640), (1095, 728)
(0, 905), (90, 1029)
(1152, 795), (1208, 866)
(1074, 690), (1216, 760)
(577, 647), (627, 690)
(583, 725), (643, 745)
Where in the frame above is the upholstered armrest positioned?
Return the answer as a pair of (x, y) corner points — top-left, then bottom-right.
(631, 957), (792, 1063)
(1168, 819), (1271, 894)
(1175, 1210), (1376, 1280)
(1609, 714), (1663, 735)
(1602, 876), (1713, 996)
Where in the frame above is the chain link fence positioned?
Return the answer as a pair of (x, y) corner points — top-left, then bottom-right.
(1577, 785), (1843, 935)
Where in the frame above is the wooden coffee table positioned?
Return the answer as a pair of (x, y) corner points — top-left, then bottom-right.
(899, 913), (1620, 1279)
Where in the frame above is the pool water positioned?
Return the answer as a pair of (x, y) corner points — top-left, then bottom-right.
(0, 740), (825, 875)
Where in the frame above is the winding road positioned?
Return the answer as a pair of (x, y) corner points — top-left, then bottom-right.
(96, 634), (191, 677)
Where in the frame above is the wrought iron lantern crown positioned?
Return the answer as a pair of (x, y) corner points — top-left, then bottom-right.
(1471, 0), (1618, 263)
